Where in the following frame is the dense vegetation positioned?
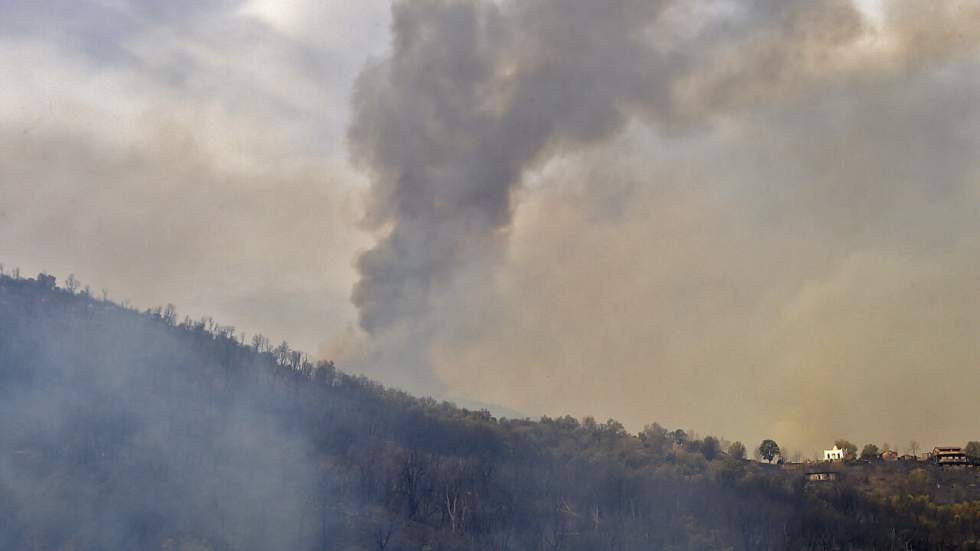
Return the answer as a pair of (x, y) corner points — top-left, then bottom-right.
(1, 271), (978, 550)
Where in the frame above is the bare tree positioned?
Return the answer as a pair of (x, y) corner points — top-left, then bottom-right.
(445, 487), (460, 534)
(162, 304), (177, 326)
(373, 516), (398, 551)
(251, 334), (270, 353)
(274, 341), (291, 367)
(65, 273), (79, 294)
(398, 451), (428, 520)
(728, 441), (747, 460)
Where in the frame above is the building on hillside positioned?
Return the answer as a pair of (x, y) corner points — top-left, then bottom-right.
(823, 446), (845, 461)
(880, 449), (898, 462)
(932, 447), (970, 467)
(805, 471), (839, 482)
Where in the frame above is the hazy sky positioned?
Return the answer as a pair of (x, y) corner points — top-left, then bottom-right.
(2, 0), (979, 455)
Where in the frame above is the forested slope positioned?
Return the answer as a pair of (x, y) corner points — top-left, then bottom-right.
(0, 272), (977, 550)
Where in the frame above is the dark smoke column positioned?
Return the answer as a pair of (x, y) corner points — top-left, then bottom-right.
(348, 0), (679, 334)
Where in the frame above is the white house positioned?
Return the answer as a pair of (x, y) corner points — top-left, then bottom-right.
(823, 446), (845, 461)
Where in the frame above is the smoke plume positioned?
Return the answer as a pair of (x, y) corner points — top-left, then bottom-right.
(348, 0), (870, 334)
(347, 0), (980, 452)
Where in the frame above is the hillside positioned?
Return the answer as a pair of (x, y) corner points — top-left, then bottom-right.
(0, 272), (978, 550)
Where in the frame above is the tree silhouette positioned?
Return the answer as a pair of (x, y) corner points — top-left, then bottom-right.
(728, 441), (747, 460)
(758, 439), (780, 463)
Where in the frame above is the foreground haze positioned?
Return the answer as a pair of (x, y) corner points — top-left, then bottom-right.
(2, 275), (978, 549)
(3, 0), (980, 454)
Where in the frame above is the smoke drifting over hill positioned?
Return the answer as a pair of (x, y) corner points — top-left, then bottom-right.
(3, 0), (980, 453)
(346, 0), (980, 450)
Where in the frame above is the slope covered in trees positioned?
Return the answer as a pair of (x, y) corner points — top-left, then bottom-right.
(0, 271), (978, 550)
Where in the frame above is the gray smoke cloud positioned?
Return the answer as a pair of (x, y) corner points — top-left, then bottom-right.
(346, 0), (980, 451)
(348, 0), (869, 334)
(5, 0), (980, 453)
(350, 0), (664, 332)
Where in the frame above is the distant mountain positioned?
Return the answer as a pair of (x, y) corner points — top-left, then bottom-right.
(0, 272), (977, 550)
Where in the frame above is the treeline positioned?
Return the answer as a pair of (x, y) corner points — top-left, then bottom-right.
(0, 270), (978, 550)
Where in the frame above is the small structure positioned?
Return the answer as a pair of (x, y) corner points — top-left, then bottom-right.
(932, 447), (970, 467)
(805, 471), (839, 482)
(880, 449), (899, 462)
(823, 446), (845, 461)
